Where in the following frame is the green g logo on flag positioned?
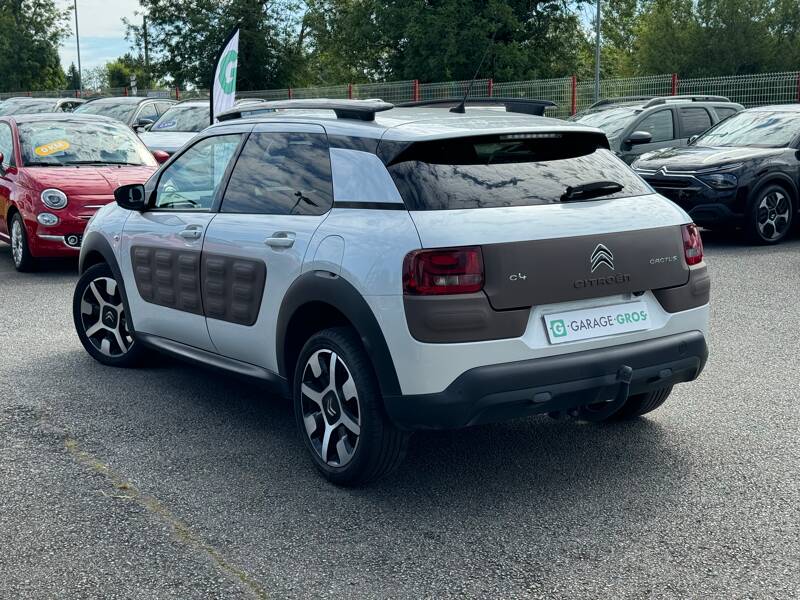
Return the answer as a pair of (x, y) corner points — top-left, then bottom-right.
(218, 50), (238, 94)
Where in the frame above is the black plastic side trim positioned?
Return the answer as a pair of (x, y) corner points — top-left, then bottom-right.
(138, 332), (289, 396)
(276, 272), (401, 397)
(328, 135), (379, 153)
(333, 201), (406, 210)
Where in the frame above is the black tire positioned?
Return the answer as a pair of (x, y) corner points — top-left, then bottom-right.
(9, 212), (37, 272)
(745, 183), (794, 245)
(293, 326), (409, 486)
(73, 262), (144, 367)
(612, 386), (673, 420)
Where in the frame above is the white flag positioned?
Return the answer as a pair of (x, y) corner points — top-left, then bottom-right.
(210, 27), (240, 123)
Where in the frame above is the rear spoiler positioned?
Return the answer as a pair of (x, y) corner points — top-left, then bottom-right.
(398, 97), (556, 117)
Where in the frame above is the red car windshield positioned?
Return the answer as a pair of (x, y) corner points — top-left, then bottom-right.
(18, 120), (157, 167)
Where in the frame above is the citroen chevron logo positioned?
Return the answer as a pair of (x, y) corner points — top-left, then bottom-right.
(590, 244), (615, 273)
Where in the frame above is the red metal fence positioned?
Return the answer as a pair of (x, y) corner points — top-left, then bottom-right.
(3, 71), (799, 117)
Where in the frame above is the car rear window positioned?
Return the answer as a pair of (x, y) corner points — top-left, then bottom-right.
(383, 134), (651, 211)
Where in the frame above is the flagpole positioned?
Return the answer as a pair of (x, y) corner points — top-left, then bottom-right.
(74, 0), (83, 94)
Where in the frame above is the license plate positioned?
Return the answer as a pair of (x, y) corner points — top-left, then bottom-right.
(543, 301), (651, 344)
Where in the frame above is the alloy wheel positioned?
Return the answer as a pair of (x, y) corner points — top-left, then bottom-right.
(300, 349), (362, 467)
(11, 219), (23, 268)
(79, 276), (133, 357)
(757, 190), (791, 241)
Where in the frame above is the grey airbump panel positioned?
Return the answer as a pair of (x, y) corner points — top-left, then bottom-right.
(201, 254), (266, 326)
(131, 246), (203, 315)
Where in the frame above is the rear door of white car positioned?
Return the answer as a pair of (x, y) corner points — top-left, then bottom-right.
(118, 131), (245, 351)
(201, 122), (333, 371)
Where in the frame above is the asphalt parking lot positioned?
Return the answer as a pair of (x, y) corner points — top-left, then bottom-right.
(0, 234), (798, 600)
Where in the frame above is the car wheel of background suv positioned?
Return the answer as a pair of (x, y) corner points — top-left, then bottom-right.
(72, 263), (144, 367)
(10, 213), (37, 272)
(746, 183), (794, 245)
(575, 386), (673, 422)
(293, 326), (409, 486)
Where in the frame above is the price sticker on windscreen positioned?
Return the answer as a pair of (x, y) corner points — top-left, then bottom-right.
(34, 140), (70, 157)
(544, 301), (651, 344)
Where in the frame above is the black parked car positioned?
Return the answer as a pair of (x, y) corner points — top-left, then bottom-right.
(633, 105), (800, 244)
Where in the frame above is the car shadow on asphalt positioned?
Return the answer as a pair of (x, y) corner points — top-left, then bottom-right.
(91, 354), (692, 512)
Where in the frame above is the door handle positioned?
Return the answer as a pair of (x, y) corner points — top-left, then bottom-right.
(178, 228), (202, 240)
(265, 232), (295, 249)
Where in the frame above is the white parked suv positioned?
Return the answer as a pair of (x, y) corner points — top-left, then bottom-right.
(72, 99), (710, 485)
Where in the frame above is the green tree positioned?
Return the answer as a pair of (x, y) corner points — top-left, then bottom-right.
(632, 0), (700, 75)
(305, 0), (589, 84)
(126, 0), (308, 90)
(0, 0), (70, 92)
(106, 53), (153, 89)
(65, 62), (81, 90)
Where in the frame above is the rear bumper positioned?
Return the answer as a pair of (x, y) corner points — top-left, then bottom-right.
(384, 331), (708, 430)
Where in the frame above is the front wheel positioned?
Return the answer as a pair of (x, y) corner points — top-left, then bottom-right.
(293, 327), (409, 486)
(746, 184), (794, 244)
(73, 263), (144, 367)
(10, 213), (37, 272)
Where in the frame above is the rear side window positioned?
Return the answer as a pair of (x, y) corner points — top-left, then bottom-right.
(715, 106), (738, 120)
(680, 107), (712, 137)
(221, 132), (333, 216)
(637, 110), (674, 142)
(384, 134), (651, 211)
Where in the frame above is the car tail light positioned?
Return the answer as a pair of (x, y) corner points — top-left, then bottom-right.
(403, 247), (484, 295)
(682, 223), (704, 265)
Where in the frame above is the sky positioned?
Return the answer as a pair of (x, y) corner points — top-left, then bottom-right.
(58, 0), (141, 70)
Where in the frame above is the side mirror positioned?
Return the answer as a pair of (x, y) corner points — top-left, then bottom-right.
(114, 184), (148, 211)
(624, 131), (653, 146)
(152, 150), (170, 164)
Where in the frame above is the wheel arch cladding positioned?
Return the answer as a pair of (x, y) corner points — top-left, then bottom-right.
(79, 232), (136, 334)
(751, 173), (797, 206)
(276, 271), (401, 397)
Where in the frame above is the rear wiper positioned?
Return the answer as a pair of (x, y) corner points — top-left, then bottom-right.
(561, 181), (624, 202)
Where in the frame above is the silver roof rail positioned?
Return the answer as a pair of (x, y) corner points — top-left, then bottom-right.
(643, 95), (731, 108)
(216, 98), (394, 122)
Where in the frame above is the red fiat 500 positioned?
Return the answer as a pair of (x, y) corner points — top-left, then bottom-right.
(0, 113), (163, 271)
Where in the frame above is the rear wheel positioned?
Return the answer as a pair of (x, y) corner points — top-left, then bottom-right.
(293, 326), (409, 486)
(746, 184), (794, 244)
(10, 213), (37, 272)
(73, 263), (143, 367)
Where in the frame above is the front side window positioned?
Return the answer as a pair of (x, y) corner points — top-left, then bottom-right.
(0, 123), (14, 167)
(637, 110), (674, 143)
(154, 134), (241, 211)
(221, 132), (333, 215)
(715, 106), (738, 120)
(18, 120), (156, 167)
(136, 103), (159, 123)
(680, 107), (713, 137)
